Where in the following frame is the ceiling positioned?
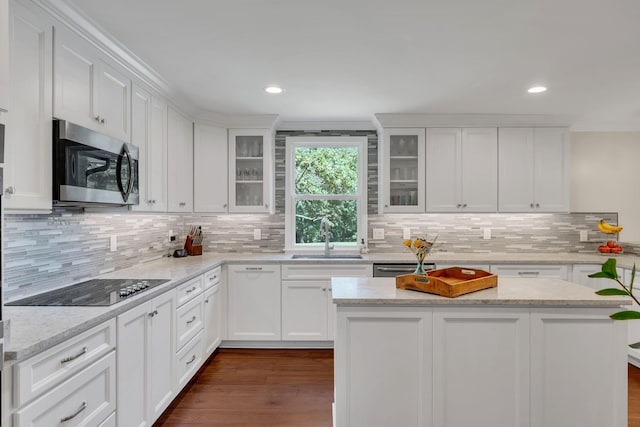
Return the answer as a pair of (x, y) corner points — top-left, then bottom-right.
(65, 0), (640, 130)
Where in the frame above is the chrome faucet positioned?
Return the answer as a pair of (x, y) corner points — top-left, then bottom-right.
(318, 216), (334, 256)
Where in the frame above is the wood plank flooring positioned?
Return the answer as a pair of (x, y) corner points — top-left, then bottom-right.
(155, 349), (640, 427)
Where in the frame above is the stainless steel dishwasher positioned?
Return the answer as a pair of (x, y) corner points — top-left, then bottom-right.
(373, 262), (437, 277)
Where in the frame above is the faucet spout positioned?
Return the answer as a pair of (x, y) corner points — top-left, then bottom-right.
(318, 216), (334, 256)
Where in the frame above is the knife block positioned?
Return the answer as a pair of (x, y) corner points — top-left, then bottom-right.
(184, 236), (203, 256)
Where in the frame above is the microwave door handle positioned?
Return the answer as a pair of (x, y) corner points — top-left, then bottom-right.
(84, 156), (110, 177)
(116, 145), (133, 202)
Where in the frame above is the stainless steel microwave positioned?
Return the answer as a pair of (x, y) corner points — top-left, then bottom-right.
(53, 119), (139, 207)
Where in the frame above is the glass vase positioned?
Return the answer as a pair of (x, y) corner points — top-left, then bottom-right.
(414, 260), (426, 275)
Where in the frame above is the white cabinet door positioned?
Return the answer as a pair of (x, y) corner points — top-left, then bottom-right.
(131, 84), (151, 212)
(194, 123), (228, 212)
(203, 283), (223, 356)
(425, 128), (497, 212)
(228, 129), (273, 213)
(117, 290), (176, 427)
(426, 128), (460, 212)
(530, 309), (627, 427)
(5, 0), (52, 212)
(53, 25), (95, 128)
(0, 0), (9, 111)
(533, 128), (569, 212)
(498, 128), (535, 212)
(228, 265), (281, 340)
(148, 96), (168, 211)
(53, 25), (131, 141)
(571, 263), (623, 291)
(498, 127), (568, 212)
(460, 127), (497, 212)
(433, 308), (529, 427)
(167, 106), (193, 212)
(282, 280), (328, 340)
(95, 58), (130, 142)
(382, 128), (425, 213)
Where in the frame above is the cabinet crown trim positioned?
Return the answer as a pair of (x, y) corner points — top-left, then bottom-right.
(375, 113), (573, 128)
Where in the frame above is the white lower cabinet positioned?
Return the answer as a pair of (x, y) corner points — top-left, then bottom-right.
(228, 264), (281, 340)
(203, 282), (223, 355)
(572, 263), (624, 291)
(14, 352), (116, 427)
(281, 264), (371, 341)
(176, 294), (204, 351)
(117, 289), (176, 427)
(176, 331), (204, 389)
(490, 264), (569, 280)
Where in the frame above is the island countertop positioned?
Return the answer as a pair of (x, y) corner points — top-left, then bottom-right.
(331, 276), (631, 307)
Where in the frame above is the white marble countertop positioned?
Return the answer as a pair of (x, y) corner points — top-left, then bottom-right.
(331, 277), (632, 307)
(4, 250), (637, 364)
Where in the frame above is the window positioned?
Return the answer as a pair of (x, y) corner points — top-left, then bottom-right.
(285, 136), (367, 251)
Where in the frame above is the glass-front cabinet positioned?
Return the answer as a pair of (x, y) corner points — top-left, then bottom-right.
(228, 129), (273, 213)
(382, 128), (425, 213)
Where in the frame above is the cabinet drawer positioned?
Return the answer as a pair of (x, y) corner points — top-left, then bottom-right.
(176, 295), (204, 351)
(176, 331), (204, 389)
(282, 264), (371, 280)
(176, 275), (204, 307)
(204, 266), (221, 289)
(14, 351), (116, 427)
(490, 264), (569, 280)
(14, 319), (115, 407)
(98, 412), (116, 427)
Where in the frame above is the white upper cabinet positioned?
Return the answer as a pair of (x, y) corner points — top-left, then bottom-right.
(53, 25), (131, 141)
(194, 123), (228, 212)
(0, 0), (9, 111)
(5, 0), (52, 212)
(382, 128), (426, 213)
(228, 129), (273, 213)
(167, 106), (193, 212)
(131, 84), (168, 212)
(498, 127), (569, 212)
(426, 128), (497, 212)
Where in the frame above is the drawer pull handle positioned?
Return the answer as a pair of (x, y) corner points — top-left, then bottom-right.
(209, 275), (217, 281)
(518, 271), (540, 277)
(61, 347), (87, 364)
(149, 310), (158, 317)
(61, 401), (87, 422)
(186, 316), (197, 325)
(186, 286), (197, 294)
(186, 355), (196, 365)
(245, 267), (263, 271)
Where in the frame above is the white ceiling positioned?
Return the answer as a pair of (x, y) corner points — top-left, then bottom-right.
(65, 0), (640, 130)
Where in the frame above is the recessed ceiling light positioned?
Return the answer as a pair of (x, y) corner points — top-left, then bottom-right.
(265, 86), (284, 94)
(527, 86), (547, 94)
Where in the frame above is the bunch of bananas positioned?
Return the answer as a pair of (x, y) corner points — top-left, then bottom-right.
(598, 219), (623, 234)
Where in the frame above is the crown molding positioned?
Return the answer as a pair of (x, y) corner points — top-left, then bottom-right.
(374, 113), (574, 128)
(276, 120), (376, 131)
(32, 0), (199, 117)
(194, 111), (279, 129)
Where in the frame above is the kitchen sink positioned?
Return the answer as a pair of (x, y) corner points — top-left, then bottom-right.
(291, 254), (363, 260)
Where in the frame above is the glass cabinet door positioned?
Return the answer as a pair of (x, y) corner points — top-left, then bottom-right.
(229, 129), (272, 213)
(383, 128), (425, 212)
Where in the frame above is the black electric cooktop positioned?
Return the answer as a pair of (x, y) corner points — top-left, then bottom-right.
(6, 278), (170, 307)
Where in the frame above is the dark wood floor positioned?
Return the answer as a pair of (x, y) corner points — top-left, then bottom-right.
(154, 349), (334, 427)
(156, 349), (640, 427)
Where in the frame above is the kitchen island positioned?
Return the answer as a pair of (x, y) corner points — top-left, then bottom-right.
(332, 277), (630, 427)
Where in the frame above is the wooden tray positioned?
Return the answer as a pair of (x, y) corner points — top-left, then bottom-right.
(396, 267), (497, 298)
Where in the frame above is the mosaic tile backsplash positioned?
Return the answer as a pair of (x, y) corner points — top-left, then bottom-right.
(4, 210), (620, 302)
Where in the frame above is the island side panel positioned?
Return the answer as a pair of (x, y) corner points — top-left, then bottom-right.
(530, 308), (628, 427)
(334, 306), (433, 427)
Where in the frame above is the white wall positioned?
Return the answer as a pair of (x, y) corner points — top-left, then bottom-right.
(570, 132), (640, 242)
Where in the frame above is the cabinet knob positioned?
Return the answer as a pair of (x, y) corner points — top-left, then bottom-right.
(462, 203), (467, 208)
(147, 199), (153, 204)
(4, 186), (14, 195)
(530, 203), (534, 208)
(223, 203), (228, 208)
(152, 200), (156, 204)
(100, 118), (105, 124)
(264, 204), (269, 208)
(94, 116), (100, 122)
(384, 204), (389, 208)
(456, 204), (461, 208)
(535, 203), (540, 208)
(179, 202), (186, 207)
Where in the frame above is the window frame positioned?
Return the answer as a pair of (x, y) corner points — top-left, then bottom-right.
(284, 136), (368, 252)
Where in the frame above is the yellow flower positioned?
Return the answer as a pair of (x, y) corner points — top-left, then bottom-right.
(413, 239), (424, 249)
(403, 239), (412, 248)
